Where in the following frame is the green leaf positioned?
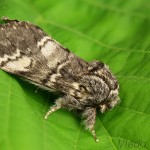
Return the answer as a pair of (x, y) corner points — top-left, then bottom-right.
(0, 0), (150, 150)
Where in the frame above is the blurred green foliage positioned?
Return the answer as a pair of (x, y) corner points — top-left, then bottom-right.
(0, 0), (150, 150)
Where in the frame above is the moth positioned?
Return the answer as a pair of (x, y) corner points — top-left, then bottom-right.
(0, 17), (120, 142)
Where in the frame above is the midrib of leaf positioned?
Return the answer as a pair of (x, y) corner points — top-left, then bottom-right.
(74, 123), (81, 150)
(98, 118), (117, 150)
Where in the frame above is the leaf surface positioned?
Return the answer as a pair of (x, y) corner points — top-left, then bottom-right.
(0, 0), (150, 150)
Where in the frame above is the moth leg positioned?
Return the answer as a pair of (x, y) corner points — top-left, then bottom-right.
(45, 95), (83, 119)
(82, 107), (99, 142)
(99, 98), (120, 113)
(44, 104), (61, 119)
(99, 103), (108, 113)
(44, 97), (63, 119)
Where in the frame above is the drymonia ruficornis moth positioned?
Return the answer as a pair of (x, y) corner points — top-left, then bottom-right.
(0, 17), (120, 142)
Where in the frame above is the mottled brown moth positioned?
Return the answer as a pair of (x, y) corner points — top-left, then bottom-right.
(0, 17), (120, 142)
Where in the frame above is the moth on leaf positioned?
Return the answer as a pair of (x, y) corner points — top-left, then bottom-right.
(0, 17), (120, 142)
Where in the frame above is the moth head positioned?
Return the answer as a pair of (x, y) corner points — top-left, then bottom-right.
(68, 60), (119, 111)
(77, 60), (120, 107)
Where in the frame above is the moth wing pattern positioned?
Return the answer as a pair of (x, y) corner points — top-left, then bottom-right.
(0, 17), (69, 90)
